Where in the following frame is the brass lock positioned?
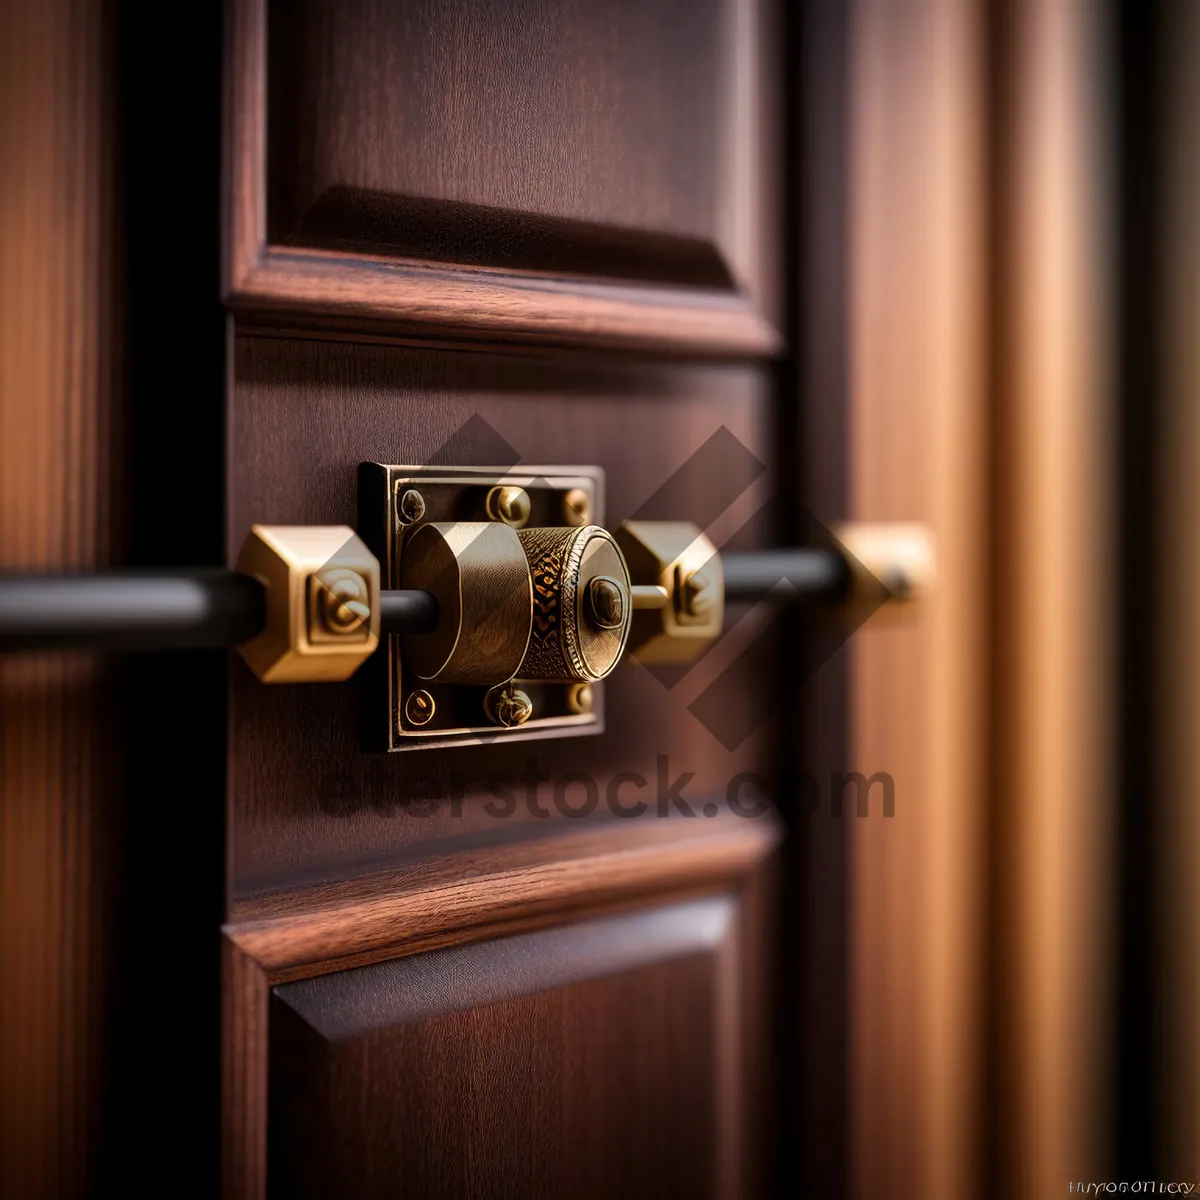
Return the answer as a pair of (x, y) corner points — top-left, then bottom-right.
(0, 479), (931, 719)
(230, 464), (932, 751)
(398, 521), (632, 687)
(356, 463), (715, 749)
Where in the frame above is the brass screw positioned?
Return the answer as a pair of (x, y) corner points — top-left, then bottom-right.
(486, 485), (531, 528)
(405, 689), (436, 726)
(319, 571), (371, 634)
(567, 683), (593, 715)
(585, 577), (625, 630)
(563, 487), (591, 527)
(398, 487), (426, 525)
(484, 682), (533, 727)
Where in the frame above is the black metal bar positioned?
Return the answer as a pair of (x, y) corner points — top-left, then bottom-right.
(379, 588), (439, 634)
(0, 572), (442, 653)
(0, 552), (842, 653)
(721, 549), (847, 601)
(0, 571), (267, 652)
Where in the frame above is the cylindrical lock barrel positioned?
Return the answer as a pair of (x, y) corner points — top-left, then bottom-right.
(516, 525), (631, 683)
(398, 522), (533, 685)
(398, 521), (632, 686)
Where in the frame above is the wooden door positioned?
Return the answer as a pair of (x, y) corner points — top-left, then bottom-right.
(220, 1), (789, 1197)
(13, 3), (1200, 1199)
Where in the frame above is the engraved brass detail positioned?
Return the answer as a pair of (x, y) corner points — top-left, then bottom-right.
(516, 525), (631, 682)
(358, 462), (605, 750)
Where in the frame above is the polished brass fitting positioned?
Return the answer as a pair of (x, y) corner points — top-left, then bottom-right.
(616, 520), (725, 664)
(398, 521), (632, 687)
(516, 525), (631, 683)
(833, 522), (936, 604)
(399, 521), (533, 685)
(236, 525), (380, 683)
(486, 485), (532, 529)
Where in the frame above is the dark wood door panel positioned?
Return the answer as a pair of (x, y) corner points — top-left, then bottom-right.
(229, 335), (778, 899)
(267, 0), (769, 291)
(226, 0), (780, 354)
(221, 0), (789, 1192)
(267, 895), (763, 1199)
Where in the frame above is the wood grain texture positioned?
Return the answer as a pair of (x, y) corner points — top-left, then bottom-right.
(223, 939), (270, 1200)
(0, 1), (122, 1194)
(266, 897), (752, 1200)
(226, 810), (778, 977)
(846, 2), (989, 1198)
(224, 822), (776, 1200)
(232, 250), (779, 357)
(268, 0), (727, 261)
(218, 5), (790, 1195)
(228, 335), (778, 898)
(224, 0), (780, 356)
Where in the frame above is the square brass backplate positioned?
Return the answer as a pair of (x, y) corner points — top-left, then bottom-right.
(357, 463), (605, 751)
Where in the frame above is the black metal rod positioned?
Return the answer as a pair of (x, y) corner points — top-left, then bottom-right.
(0, 552), (841, 653)
(0, 572), (441, 653)
(721, 549), (848, 601)
(0, 571), (267, 652)
(380, 588), (439, 634)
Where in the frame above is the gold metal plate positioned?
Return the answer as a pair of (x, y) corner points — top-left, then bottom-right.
(357, 464), (606, 751)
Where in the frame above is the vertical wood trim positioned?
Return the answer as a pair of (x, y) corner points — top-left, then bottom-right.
(224, 0), (268, 292)
(846, 1), (987, 1197)
(781, 3), (852, 1193)
(713, 899), (741, 1200)
(0, 1), (121, 1194)
(848, 1), (1117, 1193)
(1157, 0), (1200, 1172)
(989, 1), (1115, 1190)
(222, 937), (269, 1200)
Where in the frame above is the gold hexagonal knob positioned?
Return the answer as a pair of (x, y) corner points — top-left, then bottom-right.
(235, 525), (380, 683)
(615, 520), (724, 664)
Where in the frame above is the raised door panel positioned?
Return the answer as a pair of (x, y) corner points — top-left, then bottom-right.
(266, 896), (766, 1199)
(268, 0), (762, 287)
(227, 0), (780, 353)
